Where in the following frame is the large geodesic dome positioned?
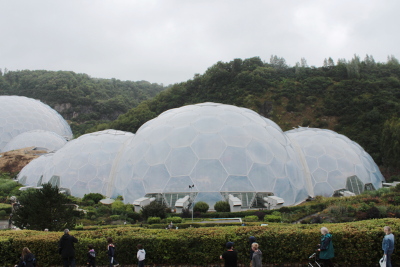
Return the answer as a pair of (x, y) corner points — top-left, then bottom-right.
(18, 129), (133, 197)
(110, 102), (309, 208)
(285, 127), (384, 197)
(3, 130), (67, 152)
(0, 96), (73, 152)
(17, 153), (54, 187)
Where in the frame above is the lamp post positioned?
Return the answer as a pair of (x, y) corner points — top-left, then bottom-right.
(189, 184), (194, 222)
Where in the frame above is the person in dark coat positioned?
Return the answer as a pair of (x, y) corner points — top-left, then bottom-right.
(220, 241), (238, 267)
(107, 237), (119, 267)
(317, 227), (334, 267)
(87, 244), (96, 267)
(16, 247), (36, 267)
(59, 229), (78, 267)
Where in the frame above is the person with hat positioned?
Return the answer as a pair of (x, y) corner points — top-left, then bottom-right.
(220, 241), (238, 267)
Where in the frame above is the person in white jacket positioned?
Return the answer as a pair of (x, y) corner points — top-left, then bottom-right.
(137, 244), (146, 267)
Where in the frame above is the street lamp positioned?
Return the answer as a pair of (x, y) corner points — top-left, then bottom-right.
(189, 184), (194, 222)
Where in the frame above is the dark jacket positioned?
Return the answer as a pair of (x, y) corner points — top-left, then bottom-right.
(319, 233), (334, 259)
(107, 244), (116, 257)
(87, 249), (96, 263)
(17, 253), (36, 267)
(59, 234), (78, 258)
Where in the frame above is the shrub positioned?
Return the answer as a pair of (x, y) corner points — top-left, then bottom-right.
(110, 215), (120, 221)
(167, 217), (182, 223)
(214, 201), (230, 212)
(82, 193), (104, 204)
(254, 211), (266, 221)
(141, 201), (167, 219)
(243, 215), (258, 222)
(194, 201), (209, 213)
(264, 215), (281, 222)
(147, 217), (161, 224)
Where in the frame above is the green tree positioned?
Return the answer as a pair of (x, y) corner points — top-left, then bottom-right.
(82, 193), (104, 204)
(193, 201), (209, 213)
(381, 117), (400, 168)
(140, 201), (167, 219)
(214, 200), (230, 212)
(12, 183), (79, 231)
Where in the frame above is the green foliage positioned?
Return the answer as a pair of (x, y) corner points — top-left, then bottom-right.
(2, 219), (397, 266)
(12, 183), (79, 231)
(110, 215), (121, 221)
(0, 178), (21, 198)
(193, 201), (209, 213)
(147, 216), (161, 224)
(264, 215), (281, 222)
(243, 215), (259, 222)
(141, 201), (167, 219)
(167, 216), (182, 223)
(214, 200), (230, 212)
(82, 193), (104, 204)
(111, 200), (125, 215)
(0, 203), (12, 214)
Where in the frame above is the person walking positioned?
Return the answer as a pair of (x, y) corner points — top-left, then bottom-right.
(382, 226), (395, 267)
(251, 243), (262, 267)
(248, 236), (257, 267)
(59, 229), (78, 267)
(16, 247), (36, 267)
(137, 244), (146, 267)
(220, 242), (238, 267)
(317, 227), (334, 267)
(87, 244), (96, 267)
(107, 237), (119, 267)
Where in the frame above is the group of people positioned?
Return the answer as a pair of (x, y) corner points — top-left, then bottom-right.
(15, 229), (146, 267)
(13, 226), (394, 267)
(220, 226), (395, 267)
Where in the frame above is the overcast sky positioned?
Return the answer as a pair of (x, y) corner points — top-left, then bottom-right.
(1, 0), (399, 85)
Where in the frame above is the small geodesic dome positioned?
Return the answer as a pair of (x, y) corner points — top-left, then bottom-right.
(285, 127), (384, 197)
(3, 130), (67, 152)
(0, 96), (73, 152)
(17, 153), (54, 187)
(109, 102), (309, 208)
(18, 129), (134, 197)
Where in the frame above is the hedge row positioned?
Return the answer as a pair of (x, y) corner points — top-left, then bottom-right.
(0, 218), (398, 266)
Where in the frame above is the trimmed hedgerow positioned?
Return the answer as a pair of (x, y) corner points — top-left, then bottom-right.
(0, 218), (398, 266)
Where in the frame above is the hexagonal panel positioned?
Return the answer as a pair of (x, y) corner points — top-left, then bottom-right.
(248, 163), (276, 192)
(247, 140), (274, 164)
(219, 125), (251, 147)
(220, 146), (252, 175)
(314, 182), (334, 197)
(312, 168), (328, 183)
(143, 164), (170, 193)
(190, 159), (228, 191)
(144, 140), (171, 165)
(166, 126), (197, 147)
(318, 154), (338, 172)
(220, 175), (255, 192)
(163, 176), (196, 193)
(192, 134), (226, 159)
(192, 116), (225, 133)
(166, 147), (198, 176)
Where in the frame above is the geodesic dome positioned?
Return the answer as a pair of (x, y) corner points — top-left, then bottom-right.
(18, 129), (134, 198)
(285, 127), (384, 197)
(0, 96), (73, 152)
(3, 130), (67, 152)
(110, 102), (309, 208)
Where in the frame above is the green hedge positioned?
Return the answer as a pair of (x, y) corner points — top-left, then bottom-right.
(0, 218), (398, 266)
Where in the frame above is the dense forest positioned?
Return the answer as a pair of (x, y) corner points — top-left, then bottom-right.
(0, 69), (165, 135)
(87, 55), (400, 174)
(1, 55), (400, 174)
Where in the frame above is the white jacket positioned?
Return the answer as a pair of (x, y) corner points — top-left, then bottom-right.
(137, 249), (146, 261)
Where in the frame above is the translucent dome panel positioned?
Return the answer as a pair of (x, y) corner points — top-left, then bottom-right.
(111, 102), (307, 206)
(0, 96), (73, 152)
(285, 127), (384, 197)
(3, 130), (67, 152)
(17, 153), (54, 187)
(39, 130), (134, 198)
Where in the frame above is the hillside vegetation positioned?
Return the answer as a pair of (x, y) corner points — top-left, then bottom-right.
(89, 55), (400, 173)
(0, 69), (165, 136)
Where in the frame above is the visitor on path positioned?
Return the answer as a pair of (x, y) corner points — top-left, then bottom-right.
(382, 226), (395, 267)
(251, 243), (262, 267)
(220, 241), (238, 267)
(137, 244), (146, 267)
(59, 229), (78, 267)
(15, 247), (36, 267)
(317, 227), (334, 267)
(248, 236), (257, 266)
(87, 244), (96, 267)
(107, 237), (119, 267)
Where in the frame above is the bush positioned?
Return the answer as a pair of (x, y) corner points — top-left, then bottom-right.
(82, 193), (104, 204)
(214, 200), (231, 212)
(264, 215), (281, 222)
(254, 211), (266, 221)
(194, 201), (209, 213)
(110, 215), (120, 221)
(141, 201), (167, 219)
(167, 217), (182, 223)
(243, 215), (258, 222)
(214, 201), (230, 212)
(147, 217), (161, 224)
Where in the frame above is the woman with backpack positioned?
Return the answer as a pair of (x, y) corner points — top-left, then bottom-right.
(16, 247), (36, 267)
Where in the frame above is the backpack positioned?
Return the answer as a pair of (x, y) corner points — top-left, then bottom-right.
(23, 255), (36, 267)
